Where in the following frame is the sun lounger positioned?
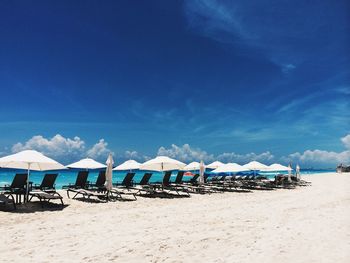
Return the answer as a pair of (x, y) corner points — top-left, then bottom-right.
(2, 173), (28, 204)
(84, 171), (137, 201)
(175, 173), (215, 194)
(131, 173), (157, 196)
(32, 173), (63, 195)
(68, 188), (109, 202)
(33, 173), (58, 192)
(64, 171), (89, 199)
(110, 173), (137, 200)
(160, 171), (190, 197)
(29, 190), (64, 208)
(0, 193), (16, 210)
(113, 172), (136, 188)
(29, 173), (64, 207)
(87, 171), (106, 191)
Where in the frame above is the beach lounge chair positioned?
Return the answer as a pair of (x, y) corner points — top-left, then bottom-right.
(33, 173), (58, 192)
(2, 173), (28, 204)
(160, 171), (190, 197)
(71, 171), (136, 202)
(88, 171), (137, 201)
(29, 191), (64, 208)
(175, 173), (214, 194)
(29, 173), (64, 208)
(64, 171), (109, 201)
(110, 173), (138, 200)
(240, 175), (277, 190)
(87, 171), (106, 191)
(64, 171), (89, 199)
(0, 193), (16, 210)
(132, 173), (157, 196)
(69, 188), (109, 202)
(114, 172), (136, 188)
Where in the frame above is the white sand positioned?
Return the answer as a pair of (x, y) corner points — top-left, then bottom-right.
(1, 172), (349, 263)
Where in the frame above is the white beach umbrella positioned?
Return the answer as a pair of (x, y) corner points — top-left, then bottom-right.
(243, 161), (269, 171)
(0, 150), (65, 200)
(212, 163), (249, 173)
(206, 161), (224, 169)
(139, 156), (186, 172)
(288, 164), (292, 182)
(296, 164), (301, 180)
(105, 154), (114, 192)
(199, 160), (205, 184)
(183, 161), (200, 171)
(113, 160), (141, 171)
(243, 161), (269, 176)
(66, 158), (107, 169)
(267, 163), (293, 172)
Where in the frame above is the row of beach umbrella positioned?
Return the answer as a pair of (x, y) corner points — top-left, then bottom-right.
(66, 158), (294, 173)
(0, 150), (299, 201)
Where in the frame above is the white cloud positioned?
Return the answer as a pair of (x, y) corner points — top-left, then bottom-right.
(283, 134), (350, 167)
(8, 133), (350, 168)
(12, 134), (86, 161)
(157, 144), (274, 164)
(217, 151), (274, 164)
(86, 139), (113, 160)
(11, 134), (112, 163)
(123, 150), (150, 162)
(341, 134), (350, 149)
(157, 144), (214, 163)
(284, 150), (350, 167)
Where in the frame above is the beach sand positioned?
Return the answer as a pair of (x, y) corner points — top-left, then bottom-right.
(1, 172), (349, 263)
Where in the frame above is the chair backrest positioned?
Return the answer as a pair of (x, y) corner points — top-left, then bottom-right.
(139, 173), (152, 185)
(95, 171), (106, 187)
(75, 171), (89, 188)
(11, 173), (27, 189)
(162, 171), (172, 186)
(220, 175), (227, 181)
(40, 173), (58, 189)
(121, 172), (136, 187)
(204, 173), (210, 183)
(174, 171), (184, 184)
(190, 174), (200, 183)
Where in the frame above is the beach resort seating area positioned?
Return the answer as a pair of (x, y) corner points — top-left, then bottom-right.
(0, 150), (310, 211)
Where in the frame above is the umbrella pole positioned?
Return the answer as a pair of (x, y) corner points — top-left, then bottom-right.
(26, 163), (30, 203)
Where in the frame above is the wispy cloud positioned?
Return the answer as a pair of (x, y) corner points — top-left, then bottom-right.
(184, 0), (252, 45)
(184, 0), (348, 70)
(281, 64), (296, 74)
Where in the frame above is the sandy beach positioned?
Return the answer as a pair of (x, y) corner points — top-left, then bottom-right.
(1, 172), (349, 263)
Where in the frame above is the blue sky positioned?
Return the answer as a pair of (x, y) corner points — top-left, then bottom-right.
(0, 0), (349, 167)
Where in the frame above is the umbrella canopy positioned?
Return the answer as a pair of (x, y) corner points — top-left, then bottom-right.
(206, 161), (224, 169)
(0, 150), (65, 201)
(199, 160), (205, 184)
(183, 161), (200, 171)
(66, 158), (107, 169)
(243, 161), (269, 171)
(105, 154), (114, 191)
(212, 163), (249, 173)
(267, 163), (293, 172)
(139, 156), (186, 172)
(113, 160), (141, 171)
(0, 150), (65, 171)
